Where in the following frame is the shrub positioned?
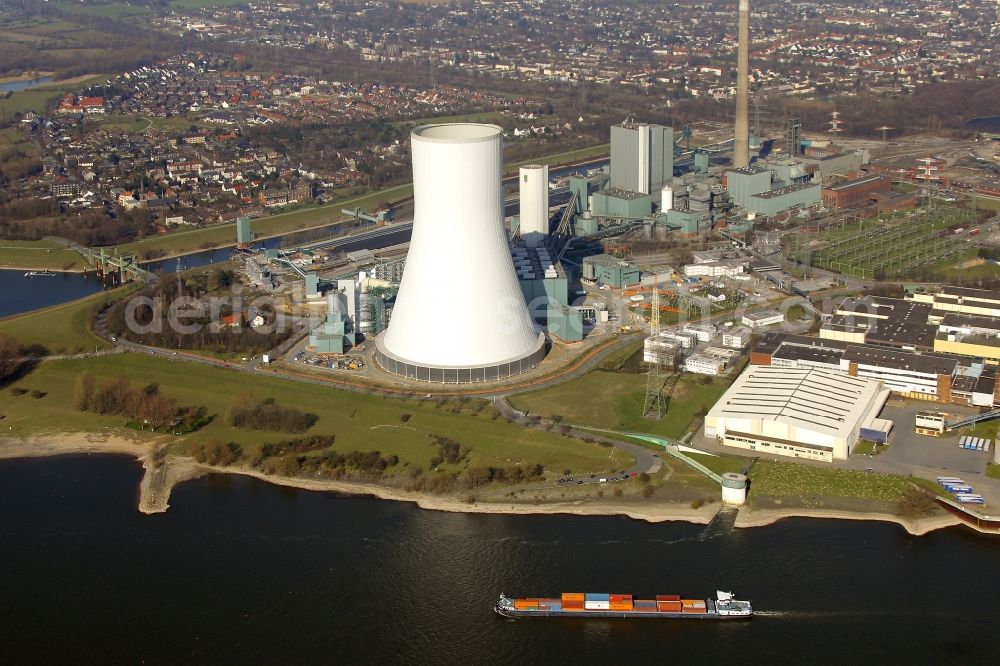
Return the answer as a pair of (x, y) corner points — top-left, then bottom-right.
(228, 393), (318, 433)
(30, 390), (46, 399)
(613, 487), (623, 497)
(896, 486), (938, 517)
(691, 498), (704, 509)
(9, 388), (27, 397)
(639, 472), (651, 484)
(399, 413), (411, 423)
(642, 485), (655, 498)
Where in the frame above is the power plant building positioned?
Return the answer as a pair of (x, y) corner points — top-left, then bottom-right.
(582, 254), (641, 288)
(747, 182), (821, 216)
(610, 121), (674, 195)
(375, 124), (545, 383)
(518, 164), (550, 247)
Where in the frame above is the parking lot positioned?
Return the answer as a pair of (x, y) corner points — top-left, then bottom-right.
(877, 402), (993, 475)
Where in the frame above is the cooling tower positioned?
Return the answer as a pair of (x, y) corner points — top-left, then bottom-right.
(375, 124), (546, 383)
(733, 0), (751, 169)
(519, 164), (549, 248)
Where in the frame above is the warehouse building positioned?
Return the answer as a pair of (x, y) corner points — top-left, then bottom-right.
(590, 187), (654, 219)
(704, 365), (891, 462)
(751, 332), (1000, 407)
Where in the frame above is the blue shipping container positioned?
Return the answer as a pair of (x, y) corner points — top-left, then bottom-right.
(585, 593), (610, 601)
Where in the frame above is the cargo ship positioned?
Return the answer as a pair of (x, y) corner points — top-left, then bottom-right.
(495, 591), (752, 620)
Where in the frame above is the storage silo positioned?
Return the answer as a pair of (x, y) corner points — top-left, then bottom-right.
(375, 124), (546, 383)
(519, 164), (549, 247)
(660, 185), (673, 212)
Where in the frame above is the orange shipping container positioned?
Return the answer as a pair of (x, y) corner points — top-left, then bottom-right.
(610, 602), (634, 611)
(562, 593), (585, 602)
(609, 594), (632, 601)
(680, 599), (705, 606)
(514, 599), (539, 610)
(563, 601), (585, 610)
(681, 606), (708, 614)
(656, 595), (681, 602)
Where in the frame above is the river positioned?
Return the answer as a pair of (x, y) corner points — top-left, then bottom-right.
(0, 76), (53, 93)
(0, 455), (997, 664)
(0, 269), (104, 318)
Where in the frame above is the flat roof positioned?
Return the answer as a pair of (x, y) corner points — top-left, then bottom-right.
(707, 366), (887, 442)
(824, 175), (888, 192)
(751, 182), (820, 200)
(843, 346), (958, 375)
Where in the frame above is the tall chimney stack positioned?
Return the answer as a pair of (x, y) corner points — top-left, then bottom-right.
(733, 0), (751, 169)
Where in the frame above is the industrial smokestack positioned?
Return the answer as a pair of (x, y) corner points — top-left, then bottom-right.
(733, 0), (751, 169)
(375, 124), (546, 383)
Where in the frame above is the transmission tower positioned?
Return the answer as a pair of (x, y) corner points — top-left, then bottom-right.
(642, 282), (666, 420)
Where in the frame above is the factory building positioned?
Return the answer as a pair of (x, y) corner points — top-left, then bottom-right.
(518, 164), (549, 247)
(309, 284), (358, 354)
(581, 254), (641, 288)
(912, 285), (1000, 319)
(610, 121), (674, 195)
(821, 175), (892, 209)
(683, 259), (746, 278)
(704, 365), (892, 462)
(376, 124), (545, 383)
(751, 332), (1000, 407)
(747, 182), (821, 216)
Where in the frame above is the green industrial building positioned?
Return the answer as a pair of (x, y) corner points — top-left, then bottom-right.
(747, 182), (821, 216)
(547, 302), (583, 342)
(309, 312), (356, 354)
(725, 166), (772, 209)
(591, 188), (654, 219)
(582, 254), (641, 287)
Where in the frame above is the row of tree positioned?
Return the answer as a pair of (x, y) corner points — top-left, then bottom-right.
(228, 393), (318, 433)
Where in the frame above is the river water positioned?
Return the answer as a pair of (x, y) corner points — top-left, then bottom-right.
(0, 269), (104, 318)
(0, 76), (53, 93)
(1, 455), (997, 664)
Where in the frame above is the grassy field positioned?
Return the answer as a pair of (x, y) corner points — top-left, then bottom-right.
(0, 353), (633, 474)
(988, 464), (1000, 480)
(747, 460), (911, 503)
(0, 240), (87, 271)
(95, 114), (212, 134)
(0, 287), (124, 354)
(510, 370), (730, 441)
(50, 1), (153, 18)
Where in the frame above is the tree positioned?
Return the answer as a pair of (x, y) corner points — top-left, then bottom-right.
(0, 333), (19, 383)
(73, 372), (96, 411)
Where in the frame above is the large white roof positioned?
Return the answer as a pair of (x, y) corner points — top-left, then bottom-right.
(707, 366), (887, 441)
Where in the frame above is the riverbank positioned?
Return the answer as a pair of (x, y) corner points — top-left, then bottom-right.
(0, 433), (971, 535)
(734, 505), (962, 537)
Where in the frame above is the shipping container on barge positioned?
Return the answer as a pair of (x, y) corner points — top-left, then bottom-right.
(495, 591), (752, 620)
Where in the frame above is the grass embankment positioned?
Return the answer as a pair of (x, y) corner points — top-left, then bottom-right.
(987, 464), (1000, 480)
(0, 239), (86, 271)
(0, 286), (125, 354)
(510, 369), (729, 441)
(0, 353), (633, 475)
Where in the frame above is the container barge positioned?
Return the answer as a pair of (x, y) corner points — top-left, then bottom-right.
(495, 591), (752, 620)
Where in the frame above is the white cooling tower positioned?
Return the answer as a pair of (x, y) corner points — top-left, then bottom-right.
(519, 164), (549, 248)
(375, 124), (546, 383)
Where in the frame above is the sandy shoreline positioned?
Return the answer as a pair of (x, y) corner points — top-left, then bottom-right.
(0, 434), (973, 535)
(0, 264), (88, 274)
